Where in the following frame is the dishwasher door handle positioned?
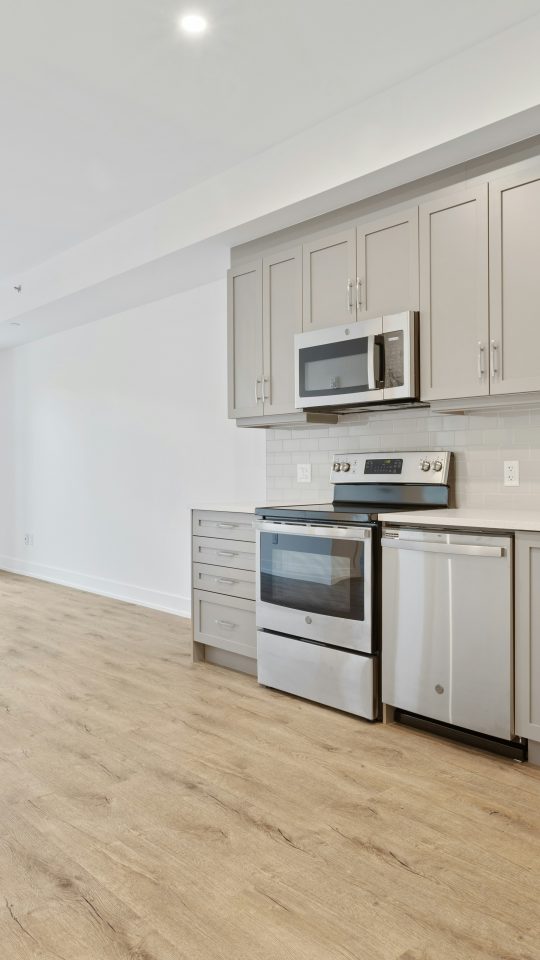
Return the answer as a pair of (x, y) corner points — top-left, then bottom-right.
(381, 538), (504, 558)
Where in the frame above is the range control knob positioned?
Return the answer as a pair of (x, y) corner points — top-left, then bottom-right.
(432, 459), (443, 472)
(333, 462), (341, 472)
(420, 459), (431, 472)
(341, 462), (351, 472)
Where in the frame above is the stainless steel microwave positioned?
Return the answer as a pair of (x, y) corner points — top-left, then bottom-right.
(294, 311), (419, 410)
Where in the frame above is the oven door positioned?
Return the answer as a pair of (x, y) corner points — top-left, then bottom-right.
(295, 318), (385, 409)
(256, 521), (373, 654)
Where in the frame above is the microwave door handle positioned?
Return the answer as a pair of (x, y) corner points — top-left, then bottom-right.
(367, 335), (376, 390)
(367, 335), (381, 390)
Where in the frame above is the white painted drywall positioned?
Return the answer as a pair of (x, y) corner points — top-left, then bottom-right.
(0, 279), (266, 614)
(4, 12), (540, 331)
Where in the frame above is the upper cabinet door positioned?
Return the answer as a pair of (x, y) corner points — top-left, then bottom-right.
(490, 168), (540, 395)
(302, 228), (356, 331)
(356, 208), (419, 321)
(227, 260), (263, 418)
(419, 184), (489, 402)
(262, 246), (302, 416)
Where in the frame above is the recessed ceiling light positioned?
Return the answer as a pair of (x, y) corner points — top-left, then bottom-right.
(179, 12), (208, 35)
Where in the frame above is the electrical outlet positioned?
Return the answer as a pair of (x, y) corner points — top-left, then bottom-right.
(24, 533), (34, 547)
(504, 460), (519, 487)
(297, 463), (312, 483)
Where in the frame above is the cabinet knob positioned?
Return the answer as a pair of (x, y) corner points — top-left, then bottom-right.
(435, 684), (444, 695)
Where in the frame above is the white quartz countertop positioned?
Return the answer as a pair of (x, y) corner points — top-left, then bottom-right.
(192, 503), (261, 514)
(377, 507), (540, 532)
(192, 497), (325, 514)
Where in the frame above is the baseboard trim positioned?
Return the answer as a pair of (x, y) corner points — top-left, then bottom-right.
(0, 555), (190, 617)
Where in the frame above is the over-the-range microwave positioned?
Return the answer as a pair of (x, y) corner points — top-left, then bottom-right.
(294, 310), (419, 411)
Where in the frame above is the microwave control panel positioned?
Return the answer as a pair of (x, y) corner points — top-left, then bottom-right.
(331, 451), (451, 485)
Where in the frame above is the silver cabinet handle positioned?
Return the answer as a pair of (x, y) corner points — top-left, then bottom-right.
(217, 550), (238, 557)
(216, 577), (237, 585)
(477, 342), (485, 380)
(356, 277), (362, 310)
(217, 522), (237, 529)
(381, 538), (503, 558)
(215, 619), (236, 629)
(490, 340), (499, 377)
(347, 279), (353, 312)
(262, 376), (271, 403)
(254, 378), (261, 403)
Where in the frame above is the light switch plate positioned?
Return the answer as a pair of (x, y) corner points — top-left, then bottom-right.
(297, 463), (312, 483)
(504, 460), (519, 486)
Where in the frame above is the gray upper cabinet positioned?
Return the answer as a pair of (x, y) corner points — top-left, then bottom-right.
(419, 184), (489, 401)
(302, 228), (356, 330)
(356, 208), (419, 321)
(262, 246), (302, 416)
(228, 249), (302, 420)
(489, 167), (540, 395)
(227, 260), (263, 418)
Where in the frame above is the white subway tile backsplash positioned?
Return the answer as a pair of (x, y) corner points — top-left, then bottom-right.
(266, 405), (540, 508)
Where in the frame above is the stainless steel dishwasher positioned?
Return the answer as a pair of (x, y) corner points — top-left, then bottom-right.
(381, 526), (513, 741)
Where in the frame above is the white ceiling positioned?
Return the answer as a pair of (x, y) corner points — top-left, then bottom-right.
(2, 0), (540, 281)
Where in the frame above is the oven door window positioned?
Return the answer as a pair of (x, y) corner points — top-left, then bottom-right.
(260, 531), (365, 620)
(298, 337), (381, 399)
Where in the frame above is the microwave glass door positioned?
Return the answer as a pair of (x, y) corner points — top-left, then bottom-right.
(259, 530), (366, 621)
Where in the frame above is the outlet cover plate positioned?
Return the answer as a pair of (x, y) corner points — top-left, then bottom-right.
(297, 463), (312, 483)
(504, 460), (519, 487)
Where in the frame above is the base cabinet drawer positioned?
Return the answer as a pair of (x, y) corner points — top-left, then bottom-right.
(257, 631), (377, 720)
(193, 563), (255, 601)
(194, 591), (256, 658)
(193, 511), (255, 542)
(193, 536), (255, 571)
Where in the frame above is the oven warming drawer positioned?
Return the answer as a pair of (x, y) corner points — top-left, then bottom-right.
(257, 631), (378, 720)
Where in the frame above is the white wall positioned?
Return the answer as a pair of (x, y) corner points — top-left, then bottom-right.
(0, 279), (266, 614)
(5, 12), (540, 330)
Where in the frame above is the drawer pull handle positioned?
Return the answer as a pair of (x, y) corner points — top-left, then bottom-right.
(217, 522), (238, 529)
(215, 619), (236, 629)
(216, 577), (237, 585)
(217, 550), (238, 558)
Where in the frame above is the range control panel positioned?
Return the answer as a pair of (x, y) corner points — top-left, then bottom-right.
(331, 451), (451, 485)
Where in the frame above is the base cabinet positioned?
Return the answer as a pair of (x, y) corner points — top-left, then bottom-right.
(515, 533), (540, 743)
(191, 510), (256, 675)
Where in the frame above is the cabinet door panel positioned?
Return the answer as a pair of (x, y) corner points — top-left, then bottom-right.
(356, 208), (418, 321)
(419, 185), (489, 401)
(490, 170), (540, 394)
(227, 261), (263, 418)
(302, 228), (356, 330)
(262, 246), (302, 415)
(515, 532), (540, 741)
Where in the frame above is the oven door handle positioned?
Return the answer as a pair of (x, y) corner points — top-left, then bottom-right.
(255, 519), (371, 540)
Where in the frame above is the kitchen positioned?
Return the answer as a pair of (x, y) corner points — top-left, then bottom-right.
(3, 3), (540, 959)
(194, 145), (540, 768)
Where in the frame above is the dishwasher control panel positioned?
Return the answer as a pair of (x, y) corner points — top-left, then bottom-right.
(331, 451), (451, 485)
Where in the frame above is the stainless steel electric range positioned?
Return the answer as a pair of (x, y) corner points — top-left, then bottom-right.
(255, 450), (452, 720)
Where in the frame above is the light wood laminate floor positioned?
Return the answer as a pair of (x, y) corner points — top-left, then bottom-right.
(1, 571), (540, 959)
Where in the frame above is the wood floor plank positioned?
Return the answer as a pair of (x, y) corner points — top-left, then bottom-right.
(1, 570), (540, 959)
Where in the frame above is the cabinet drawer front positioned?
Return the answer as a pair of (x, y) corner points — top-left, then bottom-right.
(257, 631), (376, 719)
(192, 511), (255, 542)
(194, 590), (256, 658)
(193, 537), (255, 571)
(193, 563), (255, 601)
